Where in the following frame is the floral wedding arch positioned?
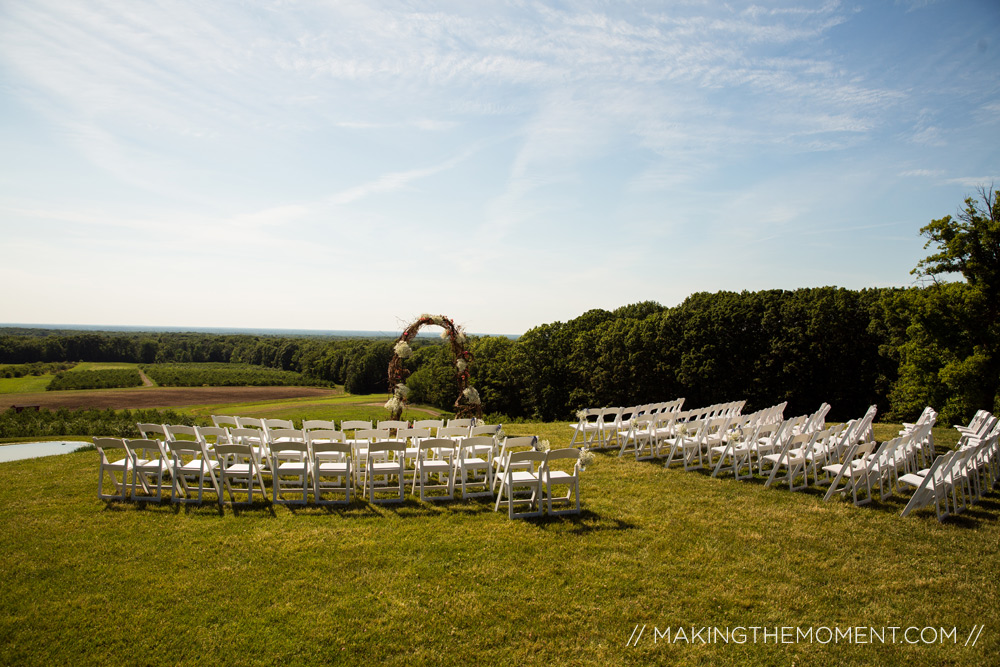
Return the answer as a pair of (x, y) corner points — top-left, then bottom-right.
(385, 314), (482, 421)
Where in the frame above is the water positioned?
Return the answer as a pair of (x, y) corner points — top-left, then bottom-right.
(0, 441), (89, 463)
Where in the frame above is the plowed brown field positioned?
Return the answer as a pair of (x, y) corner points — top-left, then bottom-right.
(1, 386), (337, 411)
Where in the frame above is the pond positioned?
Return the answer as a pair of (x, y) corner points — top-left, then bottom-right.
(0, 441), (90, 463)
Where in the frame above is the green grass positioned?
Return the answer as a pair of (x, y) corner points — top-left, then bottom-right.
(0, 374), (53, 394)
(71, 362), (141, 371)
(0, 410), (996, 666)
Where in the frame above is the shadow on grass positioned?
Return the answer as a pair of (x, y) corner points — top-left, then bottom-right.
(100, 496), (178, 514)
(226, 500), (278, 517)
(520, 509), (639, 534)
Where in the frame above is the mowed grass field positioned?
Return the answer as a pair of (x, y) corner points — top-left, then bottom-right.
(0, 390), (997, 666)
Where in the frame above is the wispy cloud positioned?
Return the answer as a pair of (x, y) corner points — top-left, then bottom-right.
(0, 0), (996, 331)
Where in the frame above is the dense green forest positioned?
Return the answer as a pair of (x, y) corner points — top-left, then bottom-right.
(2, 190), (996, 424)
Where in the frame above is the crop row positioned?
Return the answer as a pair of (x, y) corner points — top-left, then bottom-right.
(140, 363), (328, 387)
(47, 369), (143, 391)
(0, 407), (198, 439)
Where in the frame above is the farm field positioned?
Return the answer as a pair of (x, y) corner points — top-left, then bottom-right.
(0, 385), (339, 412)
(0, 388), (997, 665)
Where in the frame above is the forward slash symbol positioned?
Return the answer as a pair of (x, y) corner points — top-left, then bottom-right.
(626, 624), (646, 647)
(966, 625), (984, 647)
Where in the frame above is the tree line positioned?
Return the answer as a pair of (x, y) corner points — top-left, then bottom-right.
(0, 284), (990, 424)
(2, 190), (995, 425)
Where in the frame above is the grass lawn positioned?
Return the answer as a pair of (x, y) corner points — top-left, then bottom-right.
(0, 375), (52, 394)
(0, 409), (996, 666)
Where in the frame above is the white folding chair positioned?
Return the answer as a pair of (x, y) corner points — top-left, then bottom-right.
(411, 419), (443, 437)
(822, 440), (880, 505)
(211, 415), (240, 429)
(196, 426), (231, 453)
(569, 408), (604, 448)
(229, 427), (269, 474)
(169, 436), (221, 505)
(364, 441), (406, 504)
(541, 448), (581, 515)
(377, 420), (409, 437)
(899, 450), (955, 520)
(438, 425), (471, 441)
(492, 436), (536, 493)
(494, 450), (544, 519)
(411, 438), (457, 501)
(763, 431), (817, 492)
(128, 438), (170, 502)
(663, 418), (707, 471)
(455, 435), (494, 498)
(137, 423), (168, 443)
(711, 424), (758, 480)
(94, 437), (135, 501)
(303, 419), (339, 433)
(271, 439), (310, 505)
(215, 442), (268, 506)
(312, 442), (352, 505)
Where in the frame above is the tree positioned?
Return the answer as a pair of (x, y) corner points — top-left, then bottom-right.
(908, 185), (1000, 420)
(913, 185), (1000, 321)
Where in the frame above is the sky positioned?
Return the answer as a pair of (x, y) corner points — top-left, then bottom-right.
(1, 0), (998, 336)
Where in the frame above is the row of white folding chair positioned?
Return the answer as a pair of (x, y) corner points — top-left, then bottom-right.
(97, 436), (236, 504)
(571, 399), (686, 449)
(102, 432), (312, 505)
(620, 401), (749, 462)
(820, 421), (933, 507)
(950, 417), (1000, 502)
(898, 432), (999, 520)
(141, 423), (333, 494)
(900, 406), (937, 437)
(326, 432), (519, 504)
(730, 408), (941, 508)
(210, 414), (491, 436)
(98, 432), (489, 506)
(650, 399), (774, 468)
(569, 407), (615, 449)
(700, 401), (789, 463)
(654, 415), (731, 471)
(493, 447), (582, 519)
(615, 399), (685, 434)
(735, 401), (788, 428)
(300, 433), (503, 505)
(620, 398), (739, 459)
(707, 411), (844, 484)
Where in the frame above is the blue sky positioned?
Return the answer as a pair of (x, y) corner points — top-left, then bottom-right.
(1, 0), (997, 336)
